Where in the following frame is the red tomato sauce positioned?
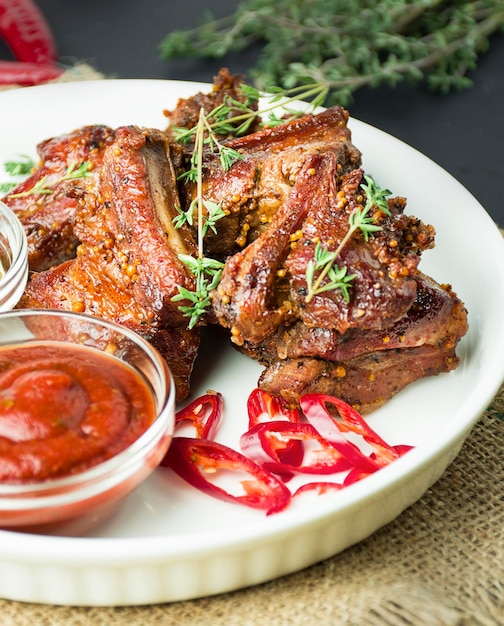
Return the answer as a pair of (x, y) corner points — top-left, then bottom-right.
(0, 342), (156, 483)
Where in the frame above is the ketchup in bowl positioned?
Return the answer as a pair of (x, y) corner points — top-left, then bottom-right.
(0, 309), (175, 535)
(0, 342), (157, 483)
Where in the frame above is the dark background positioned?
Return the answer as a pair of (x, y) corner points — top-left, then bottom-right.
(9, 0), (503, 225)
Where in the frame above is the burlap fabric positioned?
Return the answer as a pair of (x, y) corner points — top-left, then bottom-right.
(0, 67), (502, 625)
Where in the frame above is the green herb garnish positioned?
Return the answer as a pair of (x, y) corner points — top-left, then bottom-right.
(305, 175), (391, 303)
(172, 82), (329, 145)
(0, 155), (37, 195)
(7, 161), (92, 198)
(171, 107), (232, 329)
(305, 243), (355, 303)
(4, 155), (36, 177)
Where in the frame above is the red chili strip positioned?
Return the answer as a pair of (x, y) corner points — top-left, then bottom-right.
(343, 466), (374, 486)
(240, 421), (354, 476)
(174, 391), (223, 440)
(299, 394), (382, 472)
(0, 60), (62, 85)
(246, 388), (301, 428)
(0, 0), (58, 64)
(292, 482), (344, 497)
(162, 437), (291, 515)
(300, 394), (412, 468)
(244, 389), (303, 481)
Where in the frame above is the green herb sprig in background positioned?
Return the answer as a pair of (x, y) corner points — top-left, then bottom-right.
(160, 0), (504, 106)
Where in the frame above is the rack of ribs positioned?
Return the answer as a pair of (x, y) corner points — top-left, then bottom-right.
(16, 126), (200, 401)
(211, 145), (467, 412)
(9, 70), (468, 410)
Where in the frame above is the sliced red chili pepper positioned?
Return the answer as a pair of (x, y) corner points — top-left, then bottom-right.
(174, 391), (223, 440)
(239, 422), (302, 481)
(299, 394), (381, 472)
(0, 59), (62, 85)
(292, 482), (344, 497)
(240, 421), (354, 476)
(300, 394), (411, 469)
(245, 388), (303, 481)
(393, 444), (414, 456)
(343, 466), (374, 486)
(246, 387), (300, 428)
(0, 0), (58, 64)
(162, 437), (291, 515)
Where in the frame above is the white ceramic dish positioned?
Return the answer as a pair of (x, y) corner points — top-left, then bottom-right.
(0, 79), (502, 607)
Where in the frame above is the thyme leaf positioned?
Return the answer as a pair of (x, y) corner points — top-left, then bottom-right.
(4, 155), (36, 177)
(305, 243), (355, 303)
(172, 82), (329, 145)
(0, 155), (37, 195)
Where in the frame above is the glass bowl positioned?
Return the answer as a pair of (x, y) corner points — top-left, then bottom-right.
(0, 201), (28, 311)
(0, 309), (175, 535)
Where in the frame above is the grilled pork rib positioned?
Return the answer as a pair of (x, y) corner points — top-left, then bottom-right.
(3, 125), (116, 272)
(210, 140), (465, 412)
(212, 152), (436, 344)
(18, 126), (199, 401)
(178, 105), (362, 258)
(13, 72), (468, 410)
(242, 273), (468, 412)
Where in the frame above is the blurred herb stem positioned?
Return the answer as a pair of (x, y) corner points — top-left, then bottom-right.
(159, 0), (504, 106)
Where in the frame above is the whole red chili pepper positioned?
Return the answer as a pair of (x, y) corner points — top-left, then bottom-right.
(162, 437), (291, 515)
(0, 0), (57, 64)
(0, 59), (62, 85)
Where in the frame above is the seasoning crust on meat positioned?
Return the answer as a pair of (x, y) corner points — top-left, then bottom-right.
(10, 69), (468, 409)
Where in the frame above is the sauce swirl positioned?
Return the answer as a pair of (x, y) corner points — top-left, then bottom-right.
(0, 342), (156, 483)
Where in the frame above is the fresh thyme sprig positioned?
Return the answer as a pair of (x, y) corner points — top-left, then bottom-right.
(0, 155), (36, 194)
(6, 161), (92, 198)
(172, 107), (232, 329)
(305, 175), (391, 303)
(171, 255), (224, 329)
(172, 82), (329, 144)
(305, 243), (355, 303)
(160, 0), (504, 106)
(4, 155), (36, 177)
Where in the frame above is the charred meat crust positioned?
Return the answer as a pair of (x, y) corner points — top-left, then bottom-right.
(178, 104), (362, 258)
(241, 274), (468, 413)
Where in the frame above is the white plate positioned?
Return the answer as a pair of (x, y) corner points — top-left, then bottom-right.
(0, 80), (503, 607)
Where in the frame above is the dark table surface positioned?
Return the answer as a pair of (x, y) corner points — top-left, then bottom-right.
(9, 0), (504, 226)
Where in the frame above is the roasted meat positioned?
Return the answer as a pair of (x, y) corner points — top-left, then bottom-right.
(12, 71), (468, 412)
(165, 67), (261, 140)
(211, 145), (466, 412)
(242, 273), (468, 412)
(212, 152), (436, 344)
(3, 125), (116, 272)
(18, 126), (199, 401)
(177, 104), (362, 258)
